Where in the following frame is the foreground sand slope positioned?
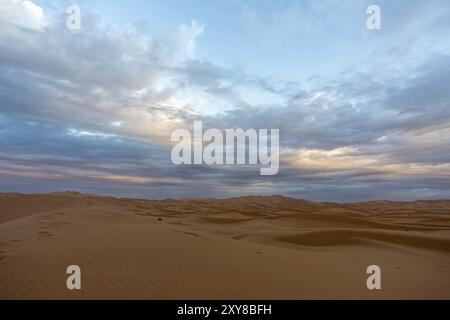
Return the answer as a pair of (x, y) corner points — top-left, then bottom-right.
(1, 192), (450, 299)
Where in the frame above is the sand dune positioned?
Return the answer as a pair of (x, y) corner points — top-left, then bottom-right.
(1, 192), (450, 299)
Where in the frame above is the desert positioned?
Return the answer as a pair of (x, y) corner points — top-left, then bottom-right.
(1, 192), (450, 299)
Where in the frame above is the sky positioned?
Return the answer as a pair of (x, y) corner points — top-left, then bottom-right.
(0, 0), (450, 201)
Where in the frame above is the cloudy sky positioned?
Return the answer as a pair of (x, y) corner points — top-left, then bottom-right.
(1, 0), (450, 201)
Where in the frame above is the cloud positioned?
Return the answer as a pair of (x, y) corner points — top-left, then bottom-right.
(0, 5), (209, 144)
(178, 20), (205, 59)
(0, 1), (449, 200)
(0, 0), (46, 31)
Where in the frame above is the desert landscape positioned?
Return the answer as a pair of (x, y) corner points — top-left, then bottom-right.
(1, 192), (450, 299)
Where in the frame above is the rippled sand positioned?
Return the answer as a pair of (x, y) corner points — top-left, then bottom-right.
(1, 192), (450, 299)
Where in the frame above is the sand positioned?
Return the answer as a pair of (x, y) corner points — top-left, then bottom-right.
(1, 192), (450, 299)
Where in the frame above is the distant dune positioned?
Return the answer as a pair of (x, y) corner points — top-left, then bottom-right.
(1, 192), (450, 299)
